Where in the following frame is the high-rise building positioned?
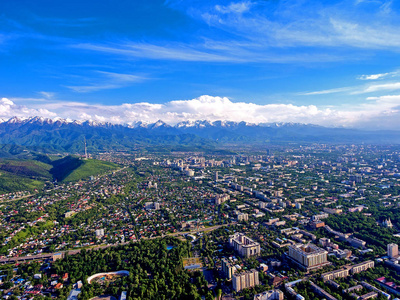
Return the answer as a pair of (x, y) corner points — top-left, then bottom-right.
(214, 194), (230, 205)
(232, 269), (259, 292)
(214, 171), (219, 181)
(237, 213), (248, 222)
(229, 233), (260, 258)
(221, 258), (236, 279)
(288, 244), (330, 271)
(388, 243), (399, 259)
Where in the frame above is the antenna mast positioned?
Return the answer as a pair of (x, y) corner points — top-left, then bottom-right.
(84, 137), (88, 159)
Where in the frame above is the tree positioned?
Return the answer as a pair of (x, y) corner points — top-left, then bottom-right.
(216, 287), (222, 300)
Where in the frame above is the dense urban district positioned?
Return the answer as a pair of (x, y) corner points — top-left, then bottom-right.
(2, 144), (400, 300)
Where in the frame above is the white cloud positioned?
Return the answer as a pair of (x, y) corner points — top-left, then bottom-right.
(0, 97), (56, 118)
(327, 18), (400, 49)
(73, 42), (245, 63)
(67, 1), (400, 65)
(4, 94), (400, 129)
(359, 73), (388, 80)
(79, 112), (92, 120)
(38, 91), (55, 99)
(299, 87), (354, 96)
(215, 2), (252, 14)
(195, 1), (400, 51)
(352, 82), (400, 94)
(1, 98), (14, 106)
(358, 70), (399, 80)
(73, 40), (346, 64)
(301, 74), (400, 96)
(72, 1), (400, 66)
(66, 71), (147, 93)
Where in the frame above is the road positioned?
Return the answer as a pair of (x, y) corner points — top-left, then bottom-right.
(166, 223), (235, 238)
(0, 193), (36, 204)
(0, 222), (236, 264)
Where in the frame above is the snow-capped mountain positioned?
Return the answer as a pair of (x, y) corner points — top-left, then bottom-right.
(148, 120), (171, 129)
(127, 121), (150, 129)
(0, 117), (323, 130)
(0, 116), (398, 153)
(175, 120), (214, 128)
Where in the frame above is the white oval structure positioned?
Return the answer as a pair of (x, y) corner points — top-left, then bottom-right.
(87, 271), (130, 284)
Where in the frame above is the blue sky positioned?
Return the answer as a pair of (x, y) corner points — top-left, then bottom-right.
(1, 0), (400, 128)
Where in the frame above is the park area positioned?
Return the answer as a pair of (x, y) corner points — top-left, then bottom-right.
(183, 257), (202, 270)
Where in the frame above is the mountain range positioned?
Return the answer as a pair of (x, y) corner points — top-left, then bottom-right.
(0, 116), (399, 154)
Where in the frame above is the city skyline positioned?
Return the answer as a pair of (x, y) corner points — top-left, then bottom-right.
(1, 0), (400, 128)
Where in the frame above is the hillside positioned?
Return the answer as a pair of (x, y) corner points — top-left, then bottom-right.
(49, 156), (119, 182)
(0, 159), (53, 179)
(60, 158), (119, 182)
(0, 171), (44, 193)
(50, 156), (84, 182)
(0, 156), (119, 193)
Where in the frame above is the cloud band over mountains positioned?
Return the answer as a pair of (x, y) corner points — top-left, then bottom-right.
(2, 95), (400, 130)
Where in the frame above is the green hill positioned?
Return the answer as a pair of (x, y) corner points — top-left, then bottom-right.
(0, 156), (120, 193)
(0, 171), (44, 193)
(61, 158), (119, 181)
(50, 156), (84, 182)
(0, 159), (53, 179)
(50, 156), (119, 182)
